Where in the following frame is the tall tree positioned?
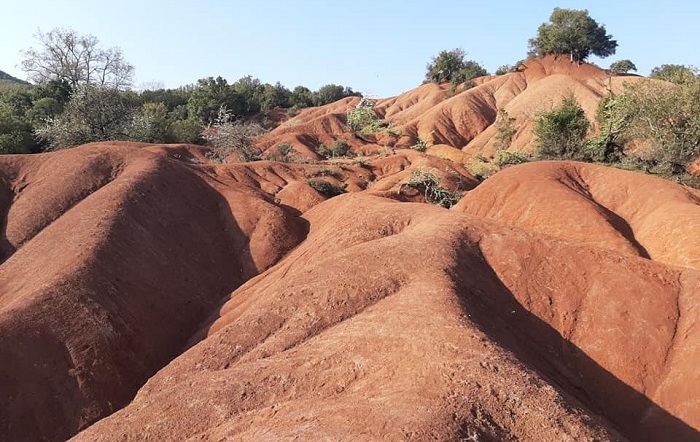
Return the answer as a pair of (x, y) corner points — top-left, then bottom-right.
(528, 8), (617, 62)
(20, 28), (134, 89)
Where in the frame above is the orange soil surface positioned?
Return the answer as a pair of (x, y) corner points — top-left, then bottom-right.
(1, 56), (699, 441)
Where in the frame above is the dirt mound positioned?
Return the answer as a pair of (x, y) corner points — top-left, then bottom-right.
(70, 192), (699, 442)
(0, 142), (307, 441)
(1, 67), (699, 441)
(456, 161), (700, 270)
(256, 56), (648, 165)
(255, 97), (368, 158)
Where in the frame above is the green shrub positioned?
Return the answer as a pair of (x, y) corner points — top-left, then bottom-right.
(410, 139), (427, 152)
(346, 106), (390, 135)
(614, 78), (700, 174)
(276, 143), (301, 163)
(307, 168), (344, 180)
(494, 108), (517, 149)
(204, 107), (265, 162)
(317, 139), (352, 159)
(494, 149), (530, 167)
(307, 178), (347, 197)
(351, 158), (369, 166)
(533, 95), (590, 160)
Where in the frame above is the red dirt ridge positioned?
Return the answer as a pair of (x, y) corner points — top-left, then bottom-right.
(1, 57), (699, 442)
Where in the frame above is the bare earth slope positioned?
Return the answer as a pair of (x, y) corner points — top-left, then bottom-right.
(0, 143), (307, 440)
(70, 187), (700, 442)
(1, 62), (699, 441)
(256, 56), (648, 162)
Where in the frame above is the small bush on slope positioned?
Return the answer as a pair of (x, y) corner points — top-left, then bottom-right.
(402, 168), (462, 208)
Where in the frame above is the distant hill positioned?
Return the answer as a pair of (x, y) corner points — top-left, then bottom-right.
(0, 69), (30, 85)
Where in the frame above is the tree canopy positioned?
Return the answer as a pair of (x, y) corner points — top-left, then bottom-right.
(609, 60), (637, 74)
(528, 8), (617, 62)
(649, 64), (698, 85)
(424, 48), (487, 85)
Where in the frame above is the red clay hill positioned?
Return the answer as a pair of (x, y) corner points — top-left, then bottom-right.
(0, 57), (699, 442)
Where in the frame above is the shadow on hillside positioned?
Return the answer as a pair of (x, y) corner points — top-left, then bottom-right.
(0, 176), (16, 262)
(0, 156), (287, 442)
(450, 241), (698, 442)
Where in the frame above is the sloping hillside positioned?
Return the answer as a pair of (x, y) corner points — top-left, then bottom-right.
(255, 55), (647, 162)
(0, 141), (698, 441)
(0, 69), (30, 85)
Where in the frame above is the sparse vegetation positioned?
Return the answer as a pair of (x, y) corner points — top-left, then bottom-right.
(494, 149), (531, 167)
(403, 168), (462, 208)
(307, 168), (344, 180)
(494, 108), (517, 150)
(351, 158), (369, 166)
(495, 65), (513, 75)
(307, 178), (347, 197)
(613, 78), (700, 174)
(649, 64), (698, 85)
(274, 143), (302, 163)
(317, 139), (352, 159)
(410, 139), (427, 152)
(346, 107), (384, 134)
(468, 160), (498, 180)
(204, 106), (265, 163)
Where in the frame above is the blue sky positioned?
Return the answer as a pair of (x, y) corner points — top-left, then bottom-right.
(1, 0), (697, 97)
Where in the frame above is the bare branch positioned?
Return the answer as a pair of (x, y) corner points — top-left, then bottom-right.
(19, 27), (134, 90)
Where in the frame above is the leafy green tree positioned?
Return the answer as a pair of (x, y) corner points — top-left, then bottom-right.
(37, 85), (139, 149)
(615, 79), (700, 173)
(0, 102), (34, 153)
(425, 48), (487, 85)
(609, 59), (637, 74)
(495, 65), (513, 75)
(528, 8), (617, 62)
(451, 60), (488, 85)
(290, 86), (315, 108)
(20, 28), (134, 89)
(259, 82), (291, 111)
(25, 97), (63, 127)
(314, 84), (360, 106)
(231, 75), (264, 114)
(128, 102), (175, 143)
(139, 87), (192, 113)
(188, 76), (244, 123)
(171, 119), (203, 144)
(533, 95), (590, 159)
(649, 64), (698, 85)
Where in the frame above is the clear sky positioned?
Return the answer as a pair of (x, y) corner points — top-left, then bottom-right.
(1, 0), (697, 97)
